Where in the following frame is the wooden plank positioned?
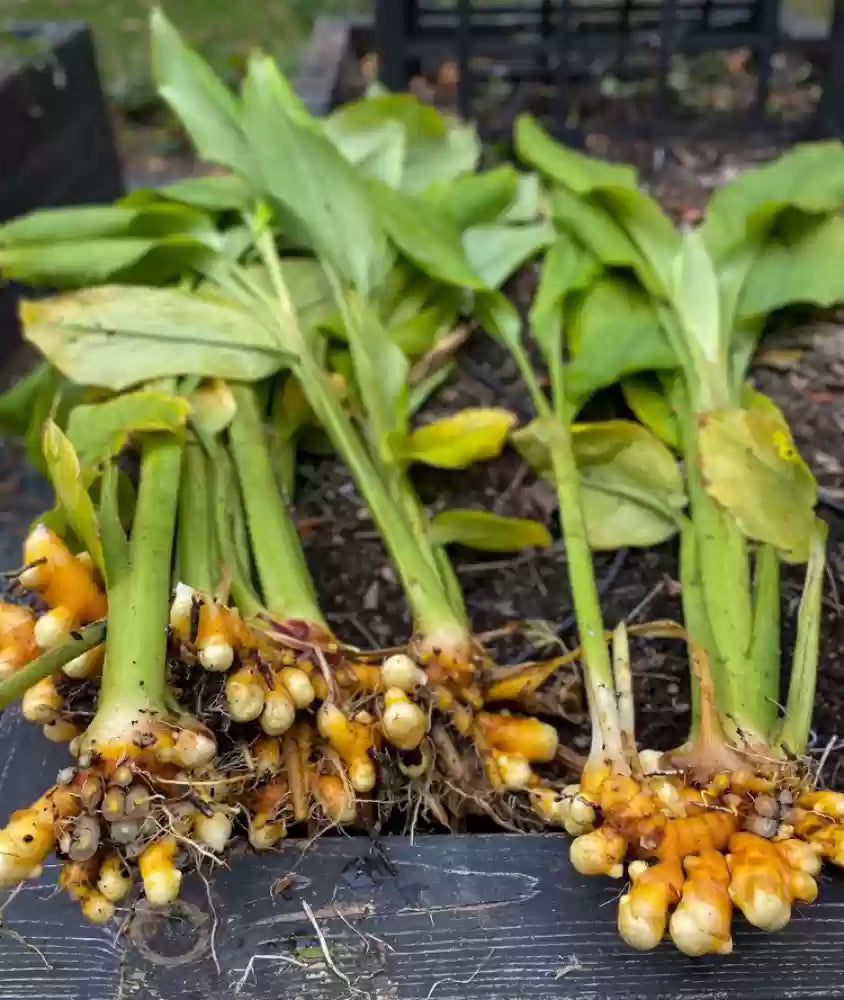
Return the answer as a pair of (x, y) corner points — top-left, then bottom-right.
(2, 711), (844, 999)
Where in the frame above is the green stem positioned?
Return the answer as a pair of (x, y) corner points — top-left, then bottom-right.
(546, 417), (620, 755)
(299, 352), (467, 641)
(0, 621), (107, 711)
(205, 436), (262, 619)
(750, 544), (781, 739)
(674, 383), (760, 740)
(228, 382), (324, 625)
(176, 439), (215, 594)
(248, 230), (468, 643)
(779, 518), (828, 755)
(98, 434), (183, 712)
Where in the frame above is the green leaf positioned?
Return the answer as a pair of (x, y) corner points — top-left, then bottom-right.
(330, 120), (406, 189)
(738, 214), (844, 319)
(429, 508), (552, 552)
(326, 93), (480, 194)
(390, 408), (516, 468)
(462, 219), (555, 289)
(426, 166), (520, 229)
(512, 417), (685, 548)
(370, 180), (486, 290)
(670, 228), (722, 367)
(515, 114), (639, 194)
(0, 363), (54, 439)
(389, 301), (460, 357)
(501, 172), (543, 223)
(517, 115), (677, 289)
(0, 236), (216, 288)
(66, 390), (191, 471)
(241, 53), (391, 296)
(150, 7), (254, 176)
(529, 234), (599, 366)
(620, 374), (680, 450)
(698, 396), (817, 562)
(41, 420), (105, 576)
(702, 140), (844, 261)
(475, 290), (523, 354)
(567, 276), (677, 405)
(21, 285), (289, 391)
(156, 173), (253, 211)
(0, 203), (206, 244)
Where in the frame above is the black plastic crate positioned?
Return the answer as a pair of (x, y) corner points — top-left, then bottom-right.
(0, 22), (124, 357)
(375, 0), (844, 144)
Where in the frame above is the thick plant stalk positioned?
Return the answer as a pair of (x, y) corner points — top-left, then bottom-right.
(228, 382), (324, 625)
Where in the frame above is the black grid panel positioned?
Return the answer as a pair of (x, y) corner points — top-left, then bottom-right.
(375, 0), (844, 144)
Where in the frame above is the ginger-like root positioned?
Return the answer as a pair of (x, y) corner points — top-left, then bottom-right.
(0, 603), (38, 679)
(618, 859), (684, 951)
(20, 526), (106, 648)
(669, 850), (733, 956)
(727, 832), (817, 931)
(317, 703), (377, 793)
(139, 836), (181, 907)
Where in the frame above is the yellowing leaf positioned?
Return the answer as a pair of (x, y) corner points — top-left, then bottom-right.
(429, 509), (552, 552)
(512, 418), (685, 549)
(698, 398), (817, 562)
(67, 390), (191, 472)
(188, 379), (237, 436)
(393, 408), (516, 468)
(42, 420), (105, 577)
(21, 285), (288, 391)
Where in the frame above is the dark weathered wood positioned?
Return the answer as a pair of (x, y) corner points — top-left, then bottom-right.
(2, 710), (844, 999)
(294, 17), (355, 117)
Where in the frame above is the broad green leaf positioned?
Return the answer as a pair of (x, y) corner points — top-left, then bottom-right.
(0, 236), (216, 288)
(512, 417), (685, 548)
(391, 408), (516, 468)
(530, 235), (599, 366)
(738, 214), (844, 319)
(567, 276), (677, 405)
(426, 166), (520, 229)
(22, 285), (289, 391)
(150, 8), (254, 176)
(188, 379), (237, 435)
(501, 172), (543, 223)
(370, 180), (486, 290)
(475, 290), (523, 354)
(702, 140), (844, 260)
(429, 508), (552, 552)
(0, 202), (211, 244)
(670, 228), (722, 366)
(515, 114), (638, 194)
(462, 220), (555, 289)
(156, 173), (253, 211)
(551, 187), (665, 294)
(330, 120), (406, 188)
(389, 301), (459, 357)
(42, 420), (105, 576)
(620, 374), (680, 450)
(66, 390), (191, 471)
(326, 93), (480, 194)
(698, 398), (817, 562)
(0, 363), (54, 439)
(242, 53), (391, 296)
